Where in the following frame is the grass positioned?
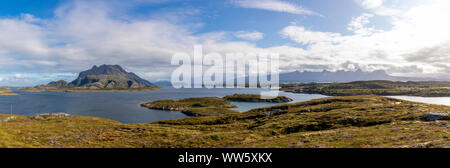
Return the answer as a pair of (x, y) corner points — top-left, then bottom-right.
(224, 94), (293, 103)
(281, 80), (450, 97)
(0, 95), (448, 148)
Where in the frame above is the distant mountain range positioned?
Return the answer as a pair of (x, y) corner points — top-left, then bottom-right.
(155, 69), (435, 87)
(279, 69), (434, 83)
(36, 65), (155, 89)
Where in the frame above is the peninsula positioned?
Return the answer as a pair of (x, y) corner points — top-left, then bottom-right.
(141, 97), (239, 116)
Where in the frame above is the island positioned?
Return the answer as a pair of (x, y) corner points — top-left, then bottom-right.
(281, 80), (450, 97)
(224, 94), (293, 103)
(19, 65), (159, 92)
(0, 87), (17, 96)
(140, 97), (239, 116)
(0, 95), (449, 148)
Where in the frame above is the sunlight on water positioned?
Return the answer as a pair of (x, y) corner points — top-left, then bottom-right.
(388, 96), (450, 106)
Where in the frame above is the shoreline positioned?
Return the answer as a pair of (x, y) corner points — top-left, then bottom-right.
(0, 87), (18, 96)
(17, 87), (161, 93)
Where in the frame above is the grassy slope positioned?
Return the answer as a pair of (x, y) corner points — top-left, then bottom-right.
(0, 95), (449, 148)
(281, 81), (450, 97)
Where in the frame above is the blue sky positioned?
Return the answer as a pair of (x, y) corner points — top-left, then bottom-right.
(0, 0), (449, 86)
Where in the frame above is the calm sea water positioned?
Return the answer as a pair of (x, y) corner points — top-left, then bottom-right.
(0, 87), (327, 123)
(388, 96), (450, 106)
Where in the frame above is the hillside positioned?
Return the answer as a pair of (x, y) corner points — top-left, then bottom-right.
(0, 95), (448, 148)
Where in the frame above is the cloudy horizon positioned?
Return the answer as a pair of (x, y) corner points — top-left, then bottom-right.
(1, 0), (450, 86)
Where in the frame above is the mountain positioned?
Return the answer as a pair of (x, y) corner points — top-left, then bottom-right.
(152, 80), (173, 86)
(280, 69), (433, 83)
(37, 65), (155, 90)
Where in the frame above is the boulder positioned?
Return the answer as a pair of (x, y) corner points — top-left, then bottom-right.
(422, 112), (449, 121)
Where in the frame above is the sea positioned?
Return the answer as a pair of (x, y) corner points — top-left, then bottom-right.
(0, 87), (327, 123)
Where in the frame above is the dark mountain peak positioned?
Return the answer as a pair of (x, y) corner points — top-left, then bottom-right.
(79, 64), (128, 78)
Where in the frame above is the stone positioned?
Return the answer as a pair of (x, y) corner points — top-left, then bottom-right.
(422, 112), (449, 121)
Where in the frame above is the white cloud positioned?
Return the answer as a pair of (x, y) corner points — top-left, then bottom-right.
(2, 0), (450, 86)
(280, 0), (450, 76)
(15, 74), (25, 79)
(280, 26), (342, 45)
(234, 31), (264, 41)
(356, 0), (402, 16)
(347, 13), (381, 35)
(20, 13), (41, 23)
(357, 0), (384, 9)
(230, 0), (321, 16)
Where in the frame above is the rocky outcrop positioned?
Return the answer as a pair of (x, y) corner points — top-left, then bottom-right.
(140, 104), (189, 112)
(422, 112), (449, 121)
(36, 80), (69, 89)
(33, 113), (73, 120)
(224, 94), (293, 103)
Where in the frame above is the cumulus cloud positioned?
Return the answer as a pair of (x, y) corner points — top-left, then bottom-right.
(280, 0), (450, 76)
(357, 0), (384, 9)
(234, 31), (264, 41)
(347, 13), (380, 36)
(356, 0), (402, 16)
(280, 26), (341, 45)
(15, 74), (25, 79)
(230, 0), (321, 16)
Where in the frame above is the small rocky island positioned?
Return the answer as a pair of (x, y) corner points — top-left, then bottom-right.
(20, 65), (159, 92)
(141, 97), (239, 117)
(224, 94), (293, 103)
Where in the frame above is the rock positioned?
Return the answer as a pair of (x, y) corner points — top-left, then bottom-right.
(33, 113), (73, 120)
(0, 116), (17, 122)
(422, 112), (449, 121)
(224, 94), (293, 103)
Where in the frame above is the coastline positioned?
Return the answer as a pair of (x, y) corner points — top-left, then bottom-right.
(0, 87), (18, 96)
(18, 87), (161, 93)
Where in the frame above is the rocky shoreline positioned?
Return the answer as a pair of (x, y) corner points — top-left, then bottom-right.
(223, 94), (293, 103)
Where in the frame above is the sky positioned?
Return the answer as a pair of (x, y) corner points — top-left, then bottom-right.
(0, 0), (450, 86)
